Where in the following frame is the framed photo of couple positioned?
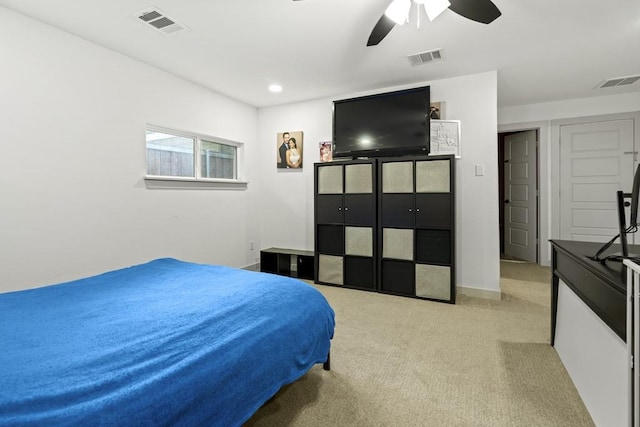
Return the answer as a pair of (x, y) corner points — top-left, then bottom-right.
(277, 131), (303, 169)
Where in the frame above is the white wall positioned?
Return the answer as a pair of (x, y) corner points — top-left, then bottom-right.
(0, 6), (504, 296)
(498, 92), (640, 265)
(0, 7), (260, 292)
(255, 98), (333, 260)
(257, 71), (502, 295)
(498, 92), (640, 125)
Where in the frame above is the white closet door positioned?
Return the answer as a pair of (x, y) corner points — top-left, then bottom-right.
(559, 119), (635, 242)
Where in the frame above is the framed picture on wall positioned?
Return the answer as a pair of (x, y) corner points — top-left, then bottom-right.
(277, 131), (303, 169)
(430, 120), (461, 158)
(319, 141), (332, 162)
(430, 101), (445, 119)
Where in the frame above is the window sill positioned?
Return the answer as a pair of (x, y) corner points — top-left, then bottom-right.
(144, 176), (248, 190)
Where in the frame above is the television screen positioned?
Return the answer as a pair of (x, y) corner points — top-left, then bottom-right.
(590, 164), (640, 262)
(630, 163), (640, 228)
(332, 86), (430, 158)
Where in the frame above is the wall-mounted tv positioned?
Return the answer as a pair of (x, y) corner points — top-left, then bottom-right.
(332, 86), (430, 159)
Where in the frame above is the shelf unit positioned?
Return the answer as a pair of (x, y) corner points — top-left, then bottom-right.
(260, 247), (315, 280)
(378, 155), (456, 303)
(314, 154), (456, 303)
(314, 159), (377, 290)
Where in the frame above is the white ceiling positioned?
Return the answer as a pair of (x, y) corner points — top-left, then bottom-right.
(2, 0), (639, 108)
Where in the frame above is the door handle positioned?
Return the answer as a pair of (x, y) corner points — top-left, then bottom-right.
(504, 200), (510, 204)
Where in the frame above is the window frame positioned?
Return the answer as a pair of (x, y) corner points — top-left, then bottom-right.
(144, 125), (247, 190)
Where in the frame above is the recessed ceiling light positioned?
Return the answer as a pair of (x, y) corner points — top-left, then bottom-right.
(269, 84), (283, 93)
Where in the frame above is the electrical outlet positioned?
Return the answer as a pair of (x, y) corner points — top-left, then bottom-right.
(249, 241), (255, 250)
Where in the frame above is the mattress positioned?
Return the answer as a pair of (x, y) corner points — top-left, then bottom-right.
(0, 258), (335, 426)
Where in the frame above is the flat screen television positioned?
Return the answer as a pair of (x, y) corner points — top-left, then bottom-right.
(332, 86), (430, 158)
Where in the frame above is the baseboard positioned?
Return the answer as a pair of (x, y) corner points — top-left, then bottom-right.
(247, 263), (501, 301)
(457, 285), (502, 301)
(243, 263), (260, 272)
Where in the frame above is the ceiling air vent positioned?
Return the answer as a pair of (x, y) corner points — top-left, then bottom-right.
(407, 49), (443, 67)
(595, 75), (640, 89)
(133, 7), (189, 36)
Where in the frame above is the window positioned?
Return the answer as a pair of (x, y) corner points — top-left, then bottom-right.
(146, 131), (195, 177)
(145, 126), (244, 187)
(201, 140), (236, 179)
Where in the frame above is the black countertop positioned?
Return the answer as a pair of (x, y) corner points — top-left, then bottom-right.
(550, 239), (633, 342)
(550, 239), (628, 293)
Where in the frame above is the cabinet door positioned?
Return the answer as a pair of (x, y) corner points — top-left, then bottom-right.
(344, 194), (375, 225)
(316, 194), (344, 224)
(415, 194), (451, 228)
(381, 194), (414, 227)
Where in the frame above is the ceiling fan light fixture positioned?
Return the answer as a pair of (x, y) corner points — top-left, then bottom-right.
(384, 0), (411, 25)
(423, 0), (450, 21)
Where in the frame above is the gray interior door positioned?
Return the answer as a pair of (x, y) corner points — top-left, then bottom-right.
(504, 130), (537, 262)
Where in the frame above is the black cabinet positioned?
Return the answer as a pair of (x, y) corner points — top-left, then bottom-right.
(378, 155), (456, 303)
(315, 160), (376, 290)
(314, 155), (456, 303)
(260, 248), (315, 280)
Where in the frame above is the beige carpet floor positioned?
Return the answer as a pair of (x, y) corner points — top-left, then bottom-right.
(245, 261), (594, 426)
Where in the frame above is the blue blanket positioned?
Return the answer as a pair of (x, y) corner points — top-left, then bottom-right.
(0, 258), (335, 426)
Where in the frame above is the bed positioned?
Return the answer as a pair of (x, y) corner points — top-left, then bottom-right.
(0, 258), (335, 426)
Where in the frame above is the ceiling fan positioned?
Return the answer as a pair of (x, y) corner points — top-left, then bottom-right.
(293, 0), (501, 47)
(368, 0), (501, 46)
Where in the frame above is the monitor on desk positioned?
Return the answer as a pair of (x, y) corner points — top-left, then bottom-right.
(591, 164), (640, 263)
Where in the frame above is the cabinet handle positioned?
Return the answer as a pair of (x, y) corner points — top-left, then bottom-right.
(408, 209), (412, 212)
(344, 207), (349, 211)
(416, 208), (420, 212)
(338, 207), (342, 211)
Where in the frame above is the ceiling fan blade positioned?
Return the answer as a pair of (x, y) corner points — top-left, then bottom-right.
(448, 0), (501, 24)
(367, 14), (396, 46)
